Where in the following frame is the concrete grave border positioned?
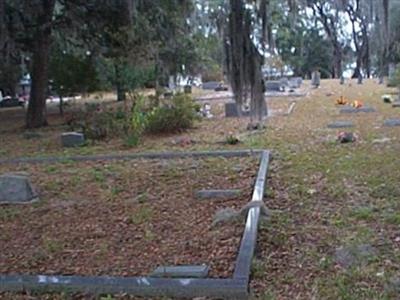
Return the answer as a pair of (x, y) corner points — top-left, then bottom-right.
(0, 149), (270, 299)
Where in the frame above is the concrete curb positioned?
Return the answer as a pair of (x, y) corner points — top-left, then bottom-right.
(0, 149), (271, 299)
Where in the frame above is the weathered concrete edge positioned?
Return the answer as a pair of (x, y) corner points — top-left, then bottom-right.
(0, 149), (269, 299)
(0, 275), (247, 299)
(233, 150), (270, 280)
(0, 149), (263, 165)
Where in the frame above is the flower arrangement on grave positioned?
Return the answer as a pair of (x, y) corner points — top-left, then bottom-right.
(351, 100), (363, 108)
(336, 96), (348, 105)
(337, 131), (357, 143)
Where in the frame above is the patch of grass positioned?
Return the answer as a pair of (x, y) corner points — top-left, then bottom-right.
(91, 168), (106, 183)
(0, 207), (20, 221)
(44, 180), (62, 191)
(144, 228), (155, 241)
(136, 192), (148, 204)
(370, 183), (400, 200)
(384, 213), (400, 225)
(123, 134), (140, 148)
(42, 238), (64, 254)
(129, 206), (153, 225)
(251, 259), (266, 279)
(257, 289), (277, 300)
(315, 270), (389, 300)
(349, 207), (375, 221)
(45, 165), (59, 173)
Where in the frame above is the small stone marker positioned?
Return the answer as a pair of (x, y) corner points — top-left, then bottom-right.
(202, 81), (220, 90)
(225, 102), (267, 118)
(357, 74), (363, 84)
(288, 77), (302, 89)
(340, 106), (376, 114)
(150, 265), (209, 278)
(340, 75), (345, 85)
(225, 102), (244, 117)
(311, 70), (321, 88)
(183, 85), (192, 94)
(279, 77), (289, 87)
(0, 173), (38, 204)
(195, 189), (242, 199)
(392, 102), (400, 108)
(384, 119), (400, 127)
(265, 81), (284, 92)
(61, 132), (85, 147)
(327, 121), (354, 128)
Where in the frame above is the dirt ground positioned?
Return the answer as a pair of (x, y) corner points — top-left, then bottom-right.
(0, 157), (258, 279)
(1, 79), (400, 299)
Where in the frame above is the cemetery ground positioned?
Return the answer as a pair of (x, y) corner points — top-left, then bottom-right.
(1, 79), (400, 299)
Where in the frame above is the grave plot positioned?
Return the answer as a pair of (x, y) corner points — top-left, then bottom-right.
(0, 150), (270, 299)
(0, 156), (258, 278)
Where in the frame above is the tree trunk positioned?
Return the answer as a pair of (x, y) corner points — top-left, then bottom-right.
(353, 58), (362, 78)
(26, 0), (55, 128)
(115, 63), (126, 102)
(26, 34), (51, 127)
(333, 44), (342, 78)
(59, 94), (64, 116)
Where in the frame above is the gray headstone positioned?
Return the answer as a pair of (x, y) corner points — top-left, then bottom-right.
(357, 74), (363, 84)
(195, 189), (242, 200)
(150, 265), (209, 278)
(279, 77), (289, 87)
(288, 77), (302, 89)
(389, 63), (396, 80)
(0, 174), (38, 204)
(225, 102), (243, 117)
(327, 121), (354, 128)
(202, 81), (220, 90)
(311, 71), (321, 87)
(61, 132), (85, 147)
(340, 107), (376, 114)
(340, 75), (345, 85)
(378, 76), (384, 85)
(265, 81), (284, 92)
(384, 119), (400, 127)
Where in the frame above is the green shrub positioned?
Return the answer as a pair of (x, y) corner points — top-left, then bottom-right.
(146, 93), (198, 133)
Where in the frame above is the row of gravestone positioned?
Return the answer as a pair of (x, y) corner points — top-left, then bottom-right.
(326, 120), (400, 129)
(328, 104), (400, 128)
(265, 77), (303, 92)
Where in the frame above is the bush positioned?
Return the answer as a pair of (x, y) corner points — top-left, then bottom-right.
(68, 101), (143, 142)
(146, 93), (198, 134)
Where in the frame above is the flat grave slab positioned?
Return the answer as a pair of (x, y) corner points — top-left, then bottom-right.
(340, 106), (376, 114)
(392, 102), (400, 108)
(327, 121), (354, 128)
(265, 81), (284, 92)
(202, 81), (220, 90)
(195, 189), (242, 199)
(150, 265), (209, 278)
(384, 119), (400, 127)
